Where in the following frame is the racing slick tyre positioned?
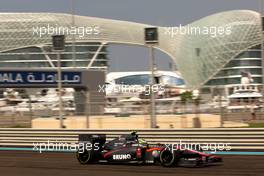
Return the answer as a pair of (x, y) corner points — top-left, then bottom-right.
(76, 149), (95, 164)
(160, 150), (179, 167)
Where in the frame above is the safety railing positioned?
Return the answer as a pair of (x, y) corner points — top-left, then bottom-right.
(0, 128), (263, 150)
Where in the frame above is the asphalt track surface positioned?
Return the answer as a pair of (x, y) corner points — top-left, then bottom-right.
(0, 151), (264, 176)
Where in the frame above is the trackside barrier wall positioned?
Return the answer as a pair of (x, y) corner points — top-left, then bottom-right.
(0, 128), (264, 150)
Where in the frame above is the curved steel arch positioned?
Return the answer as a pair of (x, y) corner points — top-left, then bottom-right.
(0, 10), (262, 88)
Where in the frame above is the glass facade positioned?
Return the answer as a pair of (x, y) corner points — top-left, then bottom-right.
(205, 45), (262, 86)
(0, 42), (108, 70)
(0, 13), (113, 71)
(115, 74), (150, 85)
(167, 10), (262, 88)
(115, 74), (185, 86)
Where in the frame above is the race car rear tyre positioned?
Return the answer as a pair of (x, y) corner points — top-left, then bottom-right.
(160, 150), (178, 167)
(76, 149), (93, 164)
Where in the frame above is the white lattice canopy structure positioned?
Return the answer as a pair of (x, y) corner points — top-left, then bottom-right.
(0, 10), (262, 88)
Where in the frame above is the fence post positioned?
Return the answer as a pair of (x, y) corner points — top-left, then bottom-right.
(85, 91), (90, 128)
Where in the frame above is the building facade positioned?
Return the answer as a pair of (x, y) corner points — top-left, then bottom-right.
(0, 13), (109, 71)
(0, 10), (263, 90)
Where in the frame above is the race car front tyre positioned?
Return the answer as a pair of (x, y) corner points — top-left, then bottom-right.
(160, 150), (178, 167)
(76, 149), (94, 164)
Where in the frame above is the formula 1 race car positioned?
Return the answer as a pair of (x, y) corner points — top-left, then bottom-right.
(76, 132), (222, 167)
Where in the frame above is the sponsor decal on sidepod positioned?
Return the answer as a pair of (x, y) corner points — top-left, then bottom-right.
(113, 154), (132, 160)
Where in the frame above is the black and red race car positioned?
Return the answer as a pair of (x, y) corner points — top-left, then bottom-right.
(76, 132), (222, 167)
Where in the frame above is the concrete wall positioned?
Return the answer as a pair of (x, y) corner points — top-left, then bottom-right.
(32, 114), (224, 129)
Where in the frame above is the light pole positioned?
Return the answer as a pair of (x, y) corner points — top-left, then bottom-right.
(57, 51), (64, 128)
(144, 27), (158, 128)
(85, 90), (90, 128)
(218, 87), (224, 127)
(193, 90), (199, 118)
(52, 35), (65, 128)
(193, 89), (201, 128)
(71, 0), (76, 68)
(149, 45), (156, 128)
(259, 0), (264, 112)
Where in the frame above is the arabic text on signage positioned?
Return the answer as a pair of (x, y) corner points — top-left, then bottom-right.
(0, 71), (81, 84)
